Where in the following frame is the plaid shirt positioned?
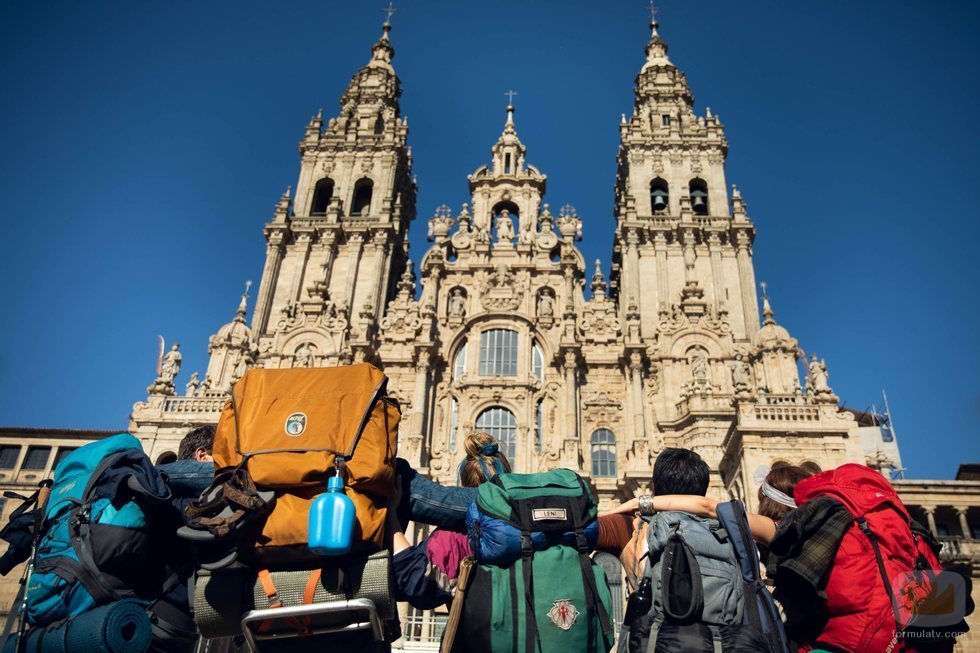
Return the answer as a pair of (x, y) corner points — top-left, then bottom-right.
(766, 497), (851, 591)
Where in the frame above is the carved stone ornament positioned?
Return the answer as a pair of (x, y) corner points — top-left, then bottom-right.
(479, 264), (524, 312)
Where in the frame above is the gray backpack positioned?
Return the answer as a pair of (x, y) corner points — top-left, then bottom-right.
(620, 510), (770, 653)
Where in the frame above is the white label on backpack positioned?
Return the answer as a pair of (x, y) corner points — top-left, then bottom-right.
(547, 599), (579, 630)
(532, 508), (567, 521)
(284, 412), (307, 437)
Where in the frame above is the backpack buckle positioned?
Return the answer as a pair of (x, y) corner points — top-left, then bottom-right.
(520, 532), (533, 557)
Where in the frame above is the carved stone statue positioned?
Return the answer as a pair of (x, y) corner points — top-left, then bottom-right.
(184, 372), (200, 397)
(160, 344), (182, 383)
(690, 349), (709, 383)
(518, 221), (534, 245)
(808, 354), (829, 392)
(475, 222), (491, 243)
(731, 355), (753, 394)
(537, 291), (555, 318)
(233, 351), (251, 382)
(495, 209), (515, 242)
(448, 288), (466, 318)
(294, 343), (313, 368)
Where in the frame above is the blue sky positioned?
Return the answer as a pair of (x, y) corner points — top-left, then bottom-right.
(1, 1), (978, 479)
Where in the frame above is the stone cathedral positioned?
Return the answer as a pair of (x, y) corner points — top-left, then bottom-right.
(129, 16), (867, 509)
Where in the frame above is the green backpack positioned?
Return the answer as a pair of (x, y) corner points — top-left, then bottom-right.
(456, 469), (614, 653)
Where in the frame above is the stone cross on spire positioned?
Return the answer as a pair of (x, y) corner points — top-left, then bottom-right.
(383, 1), (397, 26)
(648, 1), (660, 35)
(505, 89), (518, 105)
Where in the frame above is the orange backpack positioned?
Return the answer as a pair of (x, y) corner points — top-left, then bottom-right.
(211, 363), (399, 561)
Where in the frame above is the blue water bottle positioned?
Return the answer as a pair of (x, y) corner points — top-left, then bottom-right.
(308, 460), (355, 556)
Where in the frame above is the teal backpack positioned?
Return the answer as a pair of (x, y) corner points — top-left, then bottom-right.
(458, 469), (614, 653)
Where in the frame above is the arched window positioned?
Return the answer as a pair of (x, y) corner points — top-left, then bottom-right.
(351, 178), (373, 216)
(476, 406), (517, 462)
(310, 178), (334, 215)
(591, 429), (617, 478)
(689, 178), (709, 215)
(453, 342), (467, 380)
(800, 461), (822, 475)
(535, 400), (543, 454)
(373, 115), (384, 135)
(155, 451), (177, 465)
(479, 329), (518, 376)
(594, 552), (624, 626)
(532, 343), (544, 382)
(650, 177), (669, 214)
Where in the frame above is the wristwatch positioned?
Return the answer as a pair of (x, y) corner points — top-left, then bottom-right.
(638, 494), (655, 516)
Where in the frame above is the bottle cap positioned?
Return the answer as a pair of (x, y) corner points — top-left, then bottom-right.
(328, 475), (344, 492)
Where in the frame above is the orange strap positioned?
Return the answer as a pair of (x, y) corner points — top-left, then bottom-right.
(303, 569), (322, 605)
(255, 569), (313, 637)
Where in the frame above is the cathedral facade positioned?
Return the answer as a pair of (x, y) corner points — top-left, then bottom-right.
(130, 16), (868, 509)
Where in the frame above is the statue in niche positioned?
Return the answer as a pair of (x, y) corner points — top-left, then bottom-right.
(448, 288), (467, 318)
(159, 344), (182, 384)
(537, 291), (555, 318)
(495, 209), (515, 242)
(808, 354), (830, 393)
(293, 343), (313, 368)
(690, 349), (709, 384)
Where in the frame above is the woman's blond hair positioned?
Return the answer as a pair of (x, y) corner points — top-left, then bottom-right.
(458, 431), (512, 487)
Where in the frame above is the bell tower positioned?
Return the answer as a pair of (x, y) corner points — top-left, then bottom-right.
(610, 13), (759, 342)
(249, 15), (416, 368)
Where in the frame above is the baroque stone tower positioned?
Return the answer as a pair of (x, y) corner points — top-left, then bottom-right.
(131, 13), (865, 510)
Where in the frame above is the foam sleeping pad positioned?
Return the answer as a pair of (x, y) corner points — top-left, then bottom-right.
(3, 599), (152, 653)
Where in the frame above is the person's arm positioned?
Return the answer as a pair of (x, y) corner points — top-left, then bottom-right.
(600, 497), (639, 517)
(649, 495), (777, 544)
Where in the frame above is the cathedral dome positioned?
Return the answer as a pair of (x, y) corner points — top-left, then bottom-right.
(753, 295), (792, 348)
(211, 292), (253, 348)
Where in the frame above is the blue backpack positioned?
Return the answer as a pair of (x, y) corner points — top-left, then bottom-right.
(25, 433), (174, 627)
(715, 501), (791, 653)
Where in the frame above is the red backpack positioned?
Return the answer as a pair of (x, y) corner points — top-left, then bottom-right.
(793, 464), (934, 653)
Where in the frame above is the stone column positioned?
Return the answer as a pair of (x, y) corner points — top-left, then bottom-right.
(288, 233), (314, 305)
(957, 508), (972, 539)
(707, 232), (724, 311)
(629, 352), (646, 443)
(654, 231), (669, 304)
(344, 233), (365, 307)
(563, 352), (578, 443)
(624, 228), (641, 317)
(735, 231), (760, 336)
(924, 507), (939, 539)
(252, 233), (285, 333)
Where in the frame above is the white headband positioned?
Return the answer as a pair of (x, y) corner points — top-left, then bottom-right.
(761, 481), (797, 509)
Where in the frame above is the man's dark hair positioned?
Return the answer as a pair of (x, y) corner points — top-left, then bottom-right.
(177, 425), (216, 461)
(652, 447), (710, 496)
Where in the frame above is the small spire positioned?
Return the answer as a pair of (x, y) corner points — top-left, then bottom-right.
(648, 0), (659, 37)
(381, 2), (396, 39)
(504, 89), (518, 127)
(237, 280), (253, 319)
(760, 281), (775, 325)
(590, 259), (608, 295)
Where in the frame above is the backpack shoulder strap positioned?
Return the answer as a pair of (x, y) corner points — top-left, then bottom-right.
(856, 517), (903, 632)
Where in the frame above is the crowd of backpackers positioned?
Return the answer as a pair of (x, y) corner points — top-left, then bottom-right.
(0, 363), (972, 652)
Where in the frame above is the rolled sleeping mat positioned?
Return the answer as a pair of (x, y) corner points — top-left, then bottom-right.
(3, 599), (153, 653)
(194, 550), (396, 640)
